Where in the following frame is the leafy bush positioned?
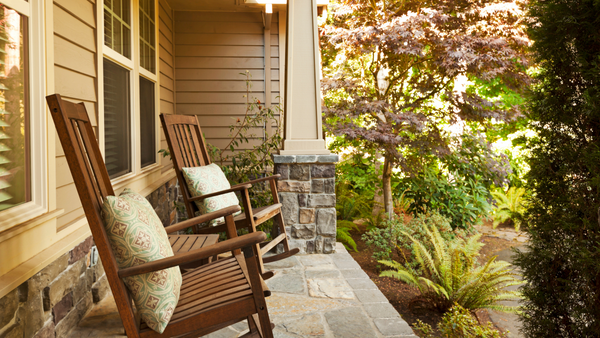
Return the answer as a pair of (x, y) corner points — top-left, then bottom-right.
(333, 153), (383, 201)
(335, 181), (371, 221)
(379, 224), (521, 312)
(336, 220), (359, 252)
(361, 219), (404, 263)
(393, 191), (412, 216)
(491, 187), (527, 231)
(362, 212), (459, 272)
(404, 166), (492, 231)
(514, 0), (600, 335)
(415, 303), (508, 338)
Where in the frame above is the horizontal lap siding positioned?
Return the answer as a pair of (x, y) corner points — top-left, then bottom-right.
(53, 0), (97, 230)
(159, 0), (175, 172)
(174, 11), (281, 155)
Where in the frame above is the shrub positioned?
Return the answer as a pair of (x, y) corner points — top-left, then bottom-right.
(491, 187), (527, 231)
(379, 224), (522, 312)
(514, 0), (600, 335)
(404, 166), (492, 232)
(415, 303), (508, 338)
(335, 181), (371, 222)
(362, 212), (459, 272)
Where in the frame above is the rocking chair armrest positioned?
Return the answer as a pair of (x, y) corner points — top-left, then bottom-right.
(118, 231), (267, 278)
(188, 183), (252, 202)
(164, 205), (242, 234)
(235, 174), (281, 187)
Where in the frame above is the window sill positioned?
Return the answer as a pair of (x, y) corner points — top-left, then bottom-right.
(0, 203), (49, 234)
(0, 208), (63, 242)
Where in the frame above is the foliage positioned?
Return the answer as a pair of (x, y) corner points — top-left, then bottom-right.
(207, 71), (282, 209)
(379, 224), (521, 312)
(335, 180), (371, 221)
(336, 220), (359, 252)
(393, 191), (411, 215)
(362, 212), (459, 272)
(403, 165), (492, 231)
(321, 0), (530, 214)
(362, 219), (404, 263)
(443, 131), (510, 192)
(362, 208), (388, 230)
(491, 187), (526, 231)
(415, 304), (508, 338)
(513, 0), (600, 336)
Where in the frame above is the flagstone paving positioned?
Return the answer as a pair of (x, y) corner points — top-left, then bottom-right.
(68, 243), (416, 338)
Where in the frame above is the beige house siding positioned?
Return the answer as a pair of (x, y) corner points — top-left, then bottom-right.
(173, 11), (281, 160)
(53, 0), (98, 231)
(159, 0), (176, 172)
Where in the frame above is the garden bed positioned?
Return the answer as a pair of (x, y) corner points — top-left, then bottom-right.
(347, 219), (521, 337)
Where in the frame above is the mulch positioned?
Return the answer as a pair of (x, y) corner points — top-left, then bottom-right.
(347, 219), (520, 337)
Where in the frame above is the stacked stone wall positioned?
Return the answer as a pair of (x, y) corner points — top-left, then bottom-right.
(0, 237), (108, 338)
(273, 154), (339, 254)
(145, 177), (181, 226)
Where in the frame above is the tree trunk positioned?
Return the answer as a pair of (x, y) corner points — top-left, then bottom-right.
(382, 155), (394, 218)
(372, 152), (385, 217)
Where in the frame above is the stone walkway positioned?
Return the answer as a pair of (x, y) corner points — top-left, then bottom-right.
(474, 224), (528, 243)
(486, 245), (527, 338)
(68, 243), (416, 338)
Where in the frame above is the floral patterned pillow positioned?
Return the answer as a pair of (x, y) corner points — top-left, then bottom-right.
(118, 188), (172, 250)
(182, 164), (241, 225)
(102, 189), (182, 334)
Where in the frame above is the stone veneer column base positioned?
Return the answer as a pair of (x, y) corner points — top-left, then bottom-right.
(273, 154), (339, 254)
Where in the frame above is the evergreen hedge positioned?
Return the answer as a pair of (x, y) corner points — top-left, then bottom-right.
(515, 0), (600, 336)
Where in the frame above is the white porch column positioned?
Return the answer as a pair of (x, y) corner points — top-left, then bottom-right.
(273, 0), (338, 255)
(280, 0), (329, 155)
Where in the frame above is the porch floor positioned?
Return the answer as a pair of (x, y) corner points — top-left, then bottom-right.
(67, 243), (416, 337)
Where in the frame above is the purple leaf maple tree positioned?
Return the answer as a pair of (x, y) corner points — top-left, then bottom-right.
(320, 0), (530, 214)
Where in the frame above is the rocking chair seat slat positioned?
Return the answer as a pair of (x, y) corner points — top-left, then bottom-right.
(170, 234), (219, 255)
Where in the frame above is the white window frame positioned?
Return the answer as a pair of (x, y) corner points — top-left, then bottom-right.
(0, 0), (48, 232)
(99, 0), (160, 184)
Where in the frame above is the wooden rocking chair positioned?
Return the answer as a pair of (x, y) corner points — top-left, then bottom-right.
(47, 94), (274, 338)
(160, 114), (299, 277)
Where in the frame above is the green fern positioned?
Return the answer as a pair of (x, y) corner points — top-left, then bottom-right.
(491, 187), (527, 231)
(335, 181), (371, 221)
(379, 223), (522, 312)
(336, 220), (359, 252)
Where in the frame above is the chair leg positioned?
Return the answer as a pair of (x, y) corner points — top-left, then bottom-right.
(274, 212), (291, 252)
(241, 249), (274, 338)
(247, 314), (258, 334)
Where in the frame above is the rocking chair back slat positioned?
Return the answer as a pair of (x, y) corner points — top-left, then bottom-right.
(46, 94), (139, 335)
(162, 115), (212, 214)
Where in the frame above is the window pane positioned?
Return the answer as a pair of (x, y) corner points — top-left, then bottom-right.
(139, 77), (155, 168)
(0, 6), (30, 212)
(104, 59), (131, 178)
(139, 0), (155, 73)
(104, 0), (131, 58)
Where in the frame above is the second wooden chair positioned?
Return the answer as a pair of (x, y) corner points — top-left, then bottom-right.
(160, 113), (299, 278)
